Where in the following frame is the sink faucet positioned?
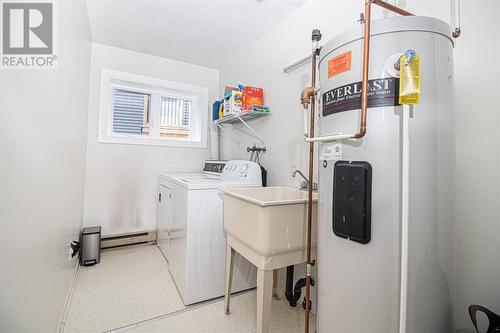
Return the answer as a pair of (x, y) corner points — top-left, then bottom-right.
(291, 169), (318, 191)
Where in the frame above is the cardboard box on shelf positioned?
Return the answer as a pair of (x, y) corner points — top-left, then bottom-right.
(224, 86), (239, 95)
(241, 86), (263, 112)
(223, 90), (243, 116)
(243, 86), (263, 105)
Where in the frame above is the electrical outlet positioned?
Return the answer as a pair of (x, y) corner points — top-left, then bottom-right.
(65, 241), (80, 263)
(65, 243), (73, 263)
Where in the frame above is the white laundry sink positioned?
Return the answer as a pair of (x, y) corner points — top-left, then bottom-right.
(222, 187), (317, 258)
(223, 187), (318, 333)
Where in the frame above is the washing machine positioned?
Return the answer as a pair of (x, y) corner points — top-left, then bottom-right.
(157, 160), (261, 305)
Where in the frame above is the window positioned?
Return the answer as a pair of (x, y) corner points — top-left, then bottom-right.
(159, 97), (191, 138)
(112, 89), (150, 135)
(98, 69), (209, 148)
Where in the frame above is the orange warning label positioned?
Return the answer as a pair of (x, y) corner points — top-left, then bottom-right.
(328, 51), (352, 78)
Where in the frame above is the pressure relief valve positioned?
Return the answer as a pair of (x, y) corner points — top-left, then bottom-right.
(300, 29), (322, 109)
(312, 29), (322, 42)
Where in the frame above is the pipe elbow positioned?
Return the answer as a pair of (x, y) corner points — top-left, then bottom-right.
(355, 127), (366, 139)
(300, 87), (315, 107)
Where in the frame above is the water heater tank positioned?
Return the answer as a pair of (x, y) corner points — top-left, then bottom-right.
(317, 16), (454, 332)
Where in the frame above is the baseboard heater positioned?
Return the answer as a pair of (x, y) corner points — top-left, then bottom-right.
(100, 231), (156, 249)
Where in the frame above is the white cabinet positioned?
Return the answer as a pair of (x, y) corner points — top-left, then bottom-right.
(157, 184), (172, 262)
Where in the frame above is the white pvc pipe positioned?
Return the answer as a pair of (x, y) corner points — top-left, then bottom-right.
(399, 105), (410, 333)
(454, 0), (461, 32)
(302, 96), (355, 142)
(303, 108), (309, 137)
(305, 133), (355, 142)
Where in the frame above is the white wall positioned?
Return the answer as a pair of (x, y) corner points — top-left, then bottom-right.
(454, 0), (500, 331)
(219, 0), (499, 331)
(0, 1), (91, 332)
(83, 44), (219, 236)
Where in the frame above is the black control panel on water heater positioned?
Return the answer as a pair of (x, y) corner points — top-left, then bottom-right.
(332, 161), (372, 244)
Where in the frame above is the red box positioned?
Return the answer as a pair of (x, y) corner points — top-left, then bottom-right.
(242, 86), (263, 111)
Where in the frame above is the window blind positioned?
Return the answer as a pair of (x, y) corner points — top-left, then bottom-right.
(112, 89), (149, 134)
(160, 96), (191, 129)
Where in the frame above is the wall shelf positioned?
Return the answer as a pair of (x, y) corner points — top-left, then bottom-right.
(214, 111), (270, 125)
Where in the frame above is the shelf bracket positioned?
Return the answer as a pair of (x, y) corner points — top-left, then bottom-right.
(215, 115), (266, 148)
(235, 115), (266, 147)
(216, 123), (242, 146)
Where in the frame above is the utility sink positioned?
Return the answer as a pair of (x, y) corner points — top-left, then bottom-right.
(223, 186), (318, 333)
(222, 186), (317, 261)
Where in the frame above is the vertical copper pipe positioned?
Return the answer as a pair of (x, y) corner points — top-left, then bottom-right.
(355, 0), (414, 139)
(355, 0), (372, 139)
(304, 45), (316, 333)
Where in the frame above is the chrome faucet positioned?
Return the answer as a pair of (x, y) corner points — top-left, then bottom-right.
(291, 169), (318, 191)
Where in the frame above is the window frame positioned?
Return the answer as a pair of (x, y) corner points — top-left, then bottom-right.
(98, 68), (209, 148)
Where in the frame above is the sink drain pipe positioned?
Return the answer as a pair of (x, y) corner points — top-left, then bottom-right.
(285, 265), (316, 307)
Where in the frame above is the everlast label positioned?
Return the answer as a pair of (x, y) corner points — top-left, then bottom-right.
(323, 78), (400, 116)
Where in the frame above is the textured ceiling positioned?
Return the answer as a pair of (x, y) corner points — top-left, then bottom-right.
(86, 0), (307, 69)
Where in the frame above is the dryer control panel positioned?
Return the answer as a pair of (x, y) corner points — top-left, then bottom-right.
(203, 160), (227, 174)
(221, 160), (262, 185)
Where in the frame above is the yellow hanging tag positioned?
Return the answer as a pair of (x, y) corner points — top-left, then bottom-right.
(399, 53), (420, 105)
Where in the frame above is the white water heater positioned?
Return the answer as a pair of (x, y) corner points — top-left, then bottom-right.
(317, 16), (454, 332)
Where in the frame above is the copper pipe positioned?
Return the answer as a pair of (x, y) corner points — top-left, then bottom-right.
(303, 29), (321, 333)
(372, 0), (414, 16)
(355, 0), (414, 140)
(355, 0), (373, 139)
(304, 44), (316, 333)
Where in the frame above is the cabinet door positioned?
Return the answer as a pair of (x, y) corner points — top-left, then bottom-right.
(157, 184), (172, 262)
(166, 184), (189, 299)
